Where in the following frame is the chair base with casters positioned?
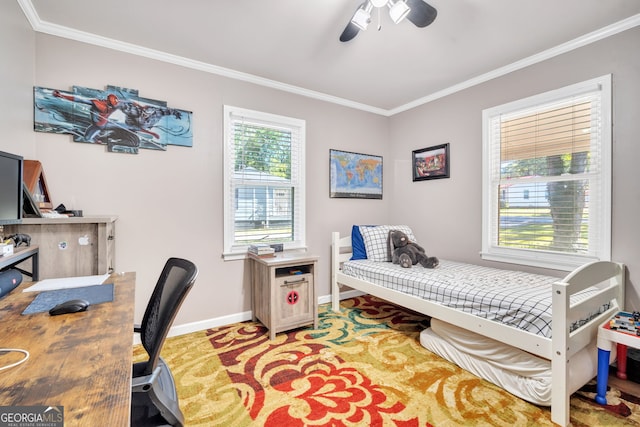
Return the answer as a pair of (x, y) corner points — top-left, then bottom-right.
(131, 257), (198, 427)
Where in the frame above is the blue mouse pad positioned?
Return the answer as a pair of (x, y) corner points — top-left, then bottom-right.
(22, 283), (114, 315)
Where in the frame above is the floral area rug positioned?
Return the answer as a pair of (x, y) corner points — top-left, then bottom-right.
(134, 295), (640, 426)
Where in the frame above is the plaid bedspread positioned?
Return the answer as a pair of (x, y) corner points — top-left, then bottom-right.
(341, 259), (606, 338)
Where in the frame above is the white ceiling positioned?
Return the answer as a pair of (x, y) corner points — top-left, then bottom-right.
(21, 0), (640, 115)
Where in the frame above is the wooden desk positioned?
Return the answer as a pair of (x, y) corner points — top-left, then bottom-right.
(0, 272), (135, 426)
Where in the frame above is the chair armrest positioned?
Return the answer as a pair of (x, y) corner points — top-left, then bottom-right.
(132, 366), (160, 392)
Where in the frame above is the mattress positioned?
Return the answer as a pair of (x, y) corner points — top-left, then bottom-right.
(341, 259), (607, 338)
(420, 318), (613, 406)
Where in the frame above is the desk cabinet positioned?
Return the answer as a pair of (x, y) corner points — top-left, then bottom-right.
(249, 253), (318, 340)
(3, 216), (116, 279)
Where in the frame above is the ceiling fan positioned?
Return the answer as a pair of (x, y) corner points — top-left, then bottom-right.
(340, 0), (437, 42)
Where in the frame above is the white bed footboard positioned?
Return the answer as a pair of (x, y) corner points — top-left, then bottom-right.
(331, 231), (625, 426)
(551, 260), (625, 425)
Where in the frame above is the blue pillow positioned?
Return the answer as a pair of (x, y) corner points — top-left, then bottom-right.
(350, 225), (373, 260)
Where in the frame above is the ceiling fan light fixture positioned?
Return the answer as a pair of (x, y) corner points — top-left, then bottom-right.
(389, 0), (411, 24)
(340, 0), (437, 42)
(351, 3), (373, 30)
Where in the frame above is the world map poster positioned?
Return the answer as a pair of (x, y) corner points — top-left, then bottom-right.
(330, 149), (383, 199)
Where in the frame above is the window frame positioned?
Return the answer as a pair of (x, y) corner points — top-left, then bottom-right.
(481, 75), (612, 271)
(223, 105), (306, 260)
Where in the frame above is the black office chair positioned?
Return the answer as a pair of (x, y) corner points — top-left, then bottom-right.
(131, 257), (198, 427)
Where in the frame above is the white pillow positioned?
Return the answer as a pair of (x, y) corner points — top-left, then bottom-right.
(360, 225), (417, 262)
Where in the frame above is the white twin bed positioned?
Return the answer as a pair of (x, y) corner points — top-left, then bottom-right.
(331, 226), (625, 427)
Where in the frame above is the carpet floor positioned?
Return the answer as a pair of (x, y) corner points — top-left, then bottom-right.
(134, 295), (640, 426)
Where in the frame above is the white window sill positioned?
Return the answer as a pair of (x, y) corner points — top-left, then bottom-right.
(223, 245), (308, 262)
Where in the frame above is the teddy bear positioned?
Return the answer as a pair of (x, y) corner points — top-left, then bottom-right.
(388, 229), (439, 269)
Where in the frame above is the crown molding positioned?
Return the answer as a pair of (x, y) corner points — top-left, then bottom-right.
(18, 0), (639, 117)
(17, 0), (388, 117)
(389, 13), (640, 115)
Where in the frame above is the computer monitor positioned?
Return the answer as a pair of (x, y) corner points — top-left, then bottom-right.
(0, 150), (24, 225)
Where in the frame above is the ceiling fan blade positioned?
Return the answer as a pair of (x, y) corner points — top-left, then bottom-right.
(340, 1), (371, 42)
(340, 21), (361, 42)
(406, 0), (437, 28)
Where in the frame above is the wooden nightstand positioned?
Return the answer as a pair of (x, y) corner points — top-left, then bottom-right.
(248, 252), (318, 340)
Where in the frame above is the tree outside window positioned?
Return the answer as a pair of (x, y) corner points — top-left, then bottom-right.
(482, 75), (611, 270)
(223, 106), (305, 259)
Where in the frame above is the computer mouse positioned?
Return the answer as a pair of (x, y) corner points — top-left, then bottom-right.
(48, 299), (90, 316)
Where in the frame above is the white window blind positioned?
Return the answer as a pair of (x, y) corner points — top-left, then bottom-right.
(223, 106), (306, 258)
(482, 75), (611, 270)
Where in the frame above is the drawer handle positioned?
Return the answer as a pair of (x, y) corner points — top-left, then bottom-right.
(283, 277), (307, 285)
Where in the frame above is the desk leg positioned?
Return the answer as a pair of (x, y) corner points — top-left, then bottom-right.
(617, 343), (628, 380)
(32, 250), (39, 281)
(596, 347), (610, 405)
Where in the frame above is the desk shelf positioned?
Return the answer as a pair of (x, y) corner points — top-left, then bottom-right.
(0, 245), (39, 281)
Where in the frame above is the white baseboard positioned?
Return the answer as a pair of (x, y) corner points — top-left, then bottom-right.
(140, 290), (367, 344)
(318, 289), (364, 305)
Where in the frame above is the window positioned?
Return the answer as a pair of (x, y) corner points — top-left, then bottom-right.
(482, 75), (611, 270)
(223, 106), (306, 259)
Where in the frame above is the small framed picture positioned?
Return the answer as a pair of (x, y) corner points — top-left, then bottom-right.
(412, 143), (450, 181)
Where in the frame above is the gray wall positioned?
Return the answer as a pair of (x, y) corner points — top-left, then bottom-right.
(1, 1), (36, 159)
(389, 27), (640, 309)
(1, 1), (391, 326)
(2, 0), (638, 328)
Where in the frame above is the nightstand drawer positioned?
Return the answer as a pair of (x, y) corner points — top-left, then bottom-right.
(275, 273), (313, 323)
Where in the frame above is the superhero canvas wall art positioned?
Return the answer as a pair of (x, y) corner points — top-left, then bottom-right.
(34, 85), (193, 154)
